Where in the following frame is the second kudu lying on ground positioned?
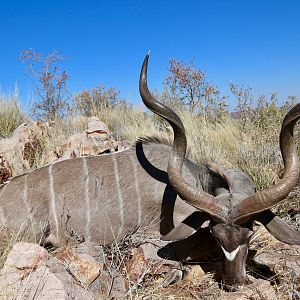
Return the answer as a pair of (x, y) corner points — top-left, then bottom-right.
(0, 54), (300, 289)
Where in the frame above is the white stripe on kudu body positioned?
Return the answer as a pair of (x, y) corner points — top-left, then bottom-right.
(221, 245), (241, 261)
(0, 207), (6, 226)
(21, 176), (30, 214)
(112, 155), (124, 236)
(49, 164), (59, 239)
(0, 184), (8, 226)
(83, 157), (91, 242)
(129, 153), (142, 226)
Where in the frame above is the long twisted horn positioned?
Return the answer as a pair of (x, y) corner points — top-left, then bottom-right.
(233, 103), (300, 223)
(139, 53), (227, 222)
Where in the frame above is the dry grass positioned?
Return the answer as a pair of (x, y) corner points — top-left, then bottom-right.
(0, 89), (26, 138)
(0, 217), (46, 268)
(0, 95), (294, 194)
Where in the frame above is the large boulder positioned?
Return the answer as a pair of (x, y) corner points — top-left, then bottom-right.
(50, 117), (123, 163)
(0, 243), (96, 299)
(0, 122), (39, 179)
(0, 242), (130, 299)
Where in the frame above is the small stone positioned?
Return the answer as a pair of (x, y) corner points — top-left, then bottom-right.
(56, 246), (102, 286)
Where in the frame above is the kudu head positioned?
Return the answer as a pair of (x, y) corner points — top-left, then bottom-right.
(139, 53), (300, 289)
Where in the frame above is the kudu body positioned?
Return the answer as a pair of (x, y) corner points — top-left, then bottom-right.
(0, 141), (213, 245)
(0, 54), (300, 290)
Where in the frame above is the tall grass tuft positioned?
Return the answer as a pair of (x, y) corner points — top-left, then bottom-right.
(0, 88), (26, 138)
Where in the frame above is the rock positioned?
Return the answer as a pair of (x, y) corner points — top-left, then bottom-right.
(126, 247), (148, 282)
(139, 241), (168, 262)
(74, 241), (106, 261)
(40, 117), (127, 164)
(11, 122), (36, 142)
(117, 140), (131, 151)
(56, 130), (118, 161)
(0, 242), (92, 299)
(253, 249), (300, 277)
(86, 117), (110, 139)
(250, 225), (300, 282)
(56, 246), (102, 285)
(183, 265), (206, 282)
(139, 240), (179, 267)
(221, 279), (276, 300)
(0, 122), (40, 176)
(125, 240), (180, 286)
(0, 162), (11, 184)
(4, 242), (48, 269)
(95, 267), (128, 299)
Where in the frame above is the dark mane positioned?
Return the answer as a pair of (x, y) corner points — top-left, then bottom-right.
(136, 135), (234, 194)
(136, 135), (173, 146)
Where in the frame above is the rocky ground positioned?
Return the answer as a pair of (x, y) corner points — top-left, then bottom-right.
(0, 225), (299, 299)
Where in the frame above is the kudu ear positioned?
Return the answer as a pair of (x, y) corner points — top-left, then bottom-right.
(161, 211), (210, 241)
(255, 209), (300, 245)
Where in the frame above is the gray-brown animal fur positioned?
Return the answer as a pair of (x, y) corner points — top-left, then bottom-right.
(0, 140), (217, 244)
(0, 53), (300, 291)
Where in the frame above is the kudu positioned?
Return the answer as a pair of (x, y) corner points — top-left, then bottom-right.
(0, 54), (300, 290)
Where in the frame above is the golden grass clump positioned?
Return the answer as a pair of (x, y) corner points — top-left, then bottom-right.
(0, 89), (26, 138)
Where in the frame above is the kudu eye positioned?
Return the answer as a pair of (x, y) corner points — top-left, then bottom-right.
(240, 228), (254, 242)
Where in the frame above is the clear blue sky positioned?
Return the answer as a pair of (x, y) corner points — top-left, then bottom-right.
(0, 0), (299, 110)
